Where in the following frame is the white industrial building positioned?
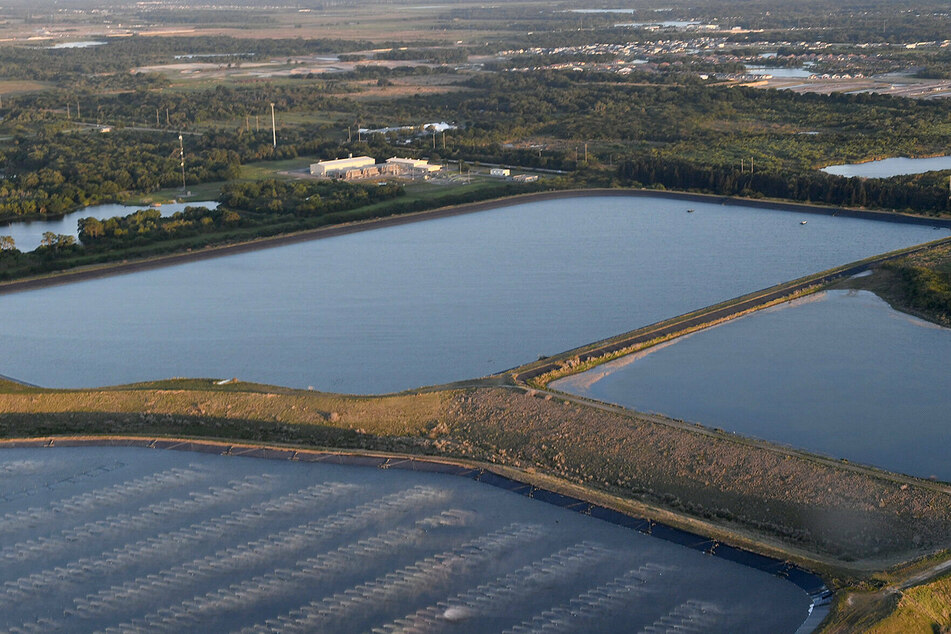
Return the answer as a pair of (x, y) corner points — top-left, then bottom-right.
(310, 155), (376, 177)
(386, 157), (442, 176)
(310, 155), (442, 180)
(490, 168), (510, 177)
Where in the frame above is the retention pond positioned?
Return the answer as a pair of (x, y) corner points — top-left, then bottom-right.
(553, 290), (951, 482)
(0, 194), (942, 392)
(0, 445), (817, 633)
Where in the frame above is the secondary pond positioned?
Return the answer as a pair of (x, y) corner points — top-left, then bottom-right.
(0, 446), (815, 633)
(48, 41), (106, 49)
(615, 20), (700, 28)
(553, 290), (951, 482)
(0, 195), (943, 392)
(745, 65), (814, 79)
(822, 155), (951, 178)
(0, 201), (218, 251)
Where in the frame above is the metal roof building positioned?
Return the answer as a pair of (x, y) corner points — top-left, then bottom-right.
(310, 155), (376, 177)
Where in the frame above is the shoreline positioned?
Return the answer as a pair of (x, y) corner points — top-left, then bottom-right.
(2, 187), (949, 296)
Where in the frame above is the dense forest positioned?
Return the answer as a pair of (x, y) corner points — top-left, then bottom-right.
(0, 129), (240, 217)
(2, 62), (950, 222)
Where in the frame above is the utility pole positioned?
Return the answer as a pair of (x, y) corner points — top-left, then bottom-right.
(179, 134), (186, 192)
(166, 107), (170, 126)
(270, 102), (276, 148)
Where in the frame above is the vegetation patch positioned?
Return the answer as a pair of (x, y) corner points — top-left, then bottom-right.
(838, 242), (951, 326)
(867, 573), (951, 633)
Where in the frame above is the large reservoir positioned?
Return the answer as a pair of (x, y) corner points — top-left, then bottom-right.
(553, 290), (951, 482)
(0, 194), (942, 392)
(0, 446), (815, 633)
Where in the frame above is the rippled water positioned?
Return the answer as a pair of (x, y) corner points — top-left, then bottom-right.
(0, 195), (941, 391)
(554, 290), (951, 481)
(0, 446), (813, 633)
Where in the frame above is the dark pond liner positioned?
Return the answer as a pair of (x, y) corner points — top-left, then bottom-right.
(1, 438), (828, 599)
(170, 441), (230, 455)
(94, 438), (152, 448)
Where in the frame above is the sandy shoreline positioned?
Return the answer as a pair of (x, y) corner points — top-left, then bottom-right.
(1, 187), (949, 296)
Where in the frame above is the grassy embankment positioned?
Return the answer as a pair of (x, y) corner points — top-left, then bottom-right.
(865, 573), (951, 633)
(837, 241), (951, 327)
(3, 375), (951, 585)
(821, 562), (951, 633)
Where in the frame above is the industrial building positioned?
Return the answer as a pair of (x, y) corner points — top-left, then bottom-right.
(310, 156), (442, 181)
(339, 163), (402, 181)
(310, 155), (376, 177)
(385, 157), (442, 177)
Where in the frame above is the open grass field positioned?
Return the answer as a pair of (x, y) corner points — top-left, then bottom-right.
(0, 79), (52, 95)
(126, 181), (225, 205)
(868, 573), (951, 633)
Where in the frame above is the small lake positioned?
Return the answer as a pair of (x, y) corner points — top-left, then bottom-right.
(0, 201), (218, 251)
(0, 446), (814, 632)
(0, 195), (942, 392)
(566, 8), (637, 13)
(553, 290), (951, 482)
(616, 21), (700, 28)
(48, 41), (107, 49)
(745, 65), (814, 78)
(822, 155), (951, 178)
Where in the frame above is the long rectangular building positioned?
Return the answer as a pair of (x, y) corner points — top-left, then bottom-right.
(310, 155), (376, 177)
(386, 157), (442, 175)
